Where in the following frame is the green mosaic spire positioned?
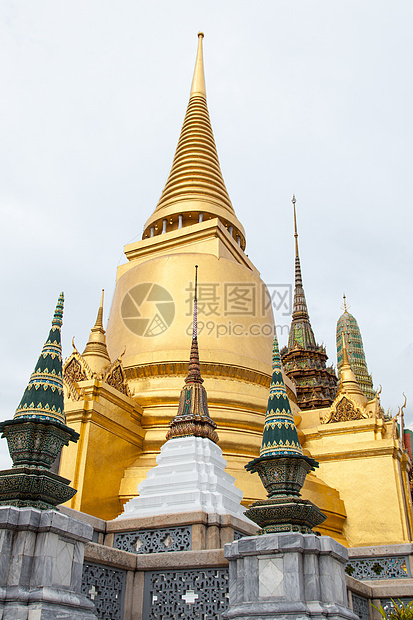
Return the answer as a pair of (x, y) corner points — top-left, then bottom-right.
(260, 333), (303, 458)
(336, 296), (375, 401)
(14, 293), (65, 425)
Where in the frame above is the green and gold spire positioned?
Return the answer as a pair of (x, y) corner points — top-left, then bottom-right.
(245, 329), (325, 534)
(14, 293), (65, 425)
(0, 293), (79, 510)
(261, 334), (303, 458)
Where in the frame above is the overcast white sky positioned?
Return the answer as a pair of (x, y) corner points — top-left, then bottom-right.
(1, 1), (412, 470)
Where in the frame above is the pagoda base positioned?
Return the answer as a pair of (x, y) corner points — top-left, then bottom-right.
(0, 506), (96, 619)
(245, 496), (326, 535)
(223, 532), (359, 620)
(0, 467), (77, 510)
(118, 435), (251, 522)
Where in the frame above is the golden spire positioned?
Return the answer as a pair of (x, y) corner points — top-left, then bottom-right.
(190, 33), (206, 97)
(342, 294), (350, 313)
(82, 290), (111, 375)
(143, 33), (245, 247)
(339, 334), (366, 406)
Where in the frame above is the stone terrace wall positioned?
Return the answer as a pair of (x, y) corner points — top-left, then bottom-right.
(59, 507), (413, 620)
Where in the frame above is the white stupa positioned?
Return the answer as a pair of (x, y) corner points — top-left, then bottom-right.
(118, 267), (250, 522)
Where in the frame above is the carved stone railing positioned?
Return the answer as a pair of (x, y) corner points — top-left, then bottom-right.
(142, 567), (229, 619)
(351, 592), (370, 620)
(81, 561), (126, 620)
(346, 556), (411, 580)
(113, 526), (192, 554)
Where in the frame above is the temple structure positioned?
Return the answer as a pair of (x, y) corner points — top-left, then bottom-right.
(58, 33), (412, 548)
(299, 336), (413, 546)
(281, 196), (337, 410)
(336, 296), (375, 400)
(118, 266), (249, 521)
(60, 292), (143, 518)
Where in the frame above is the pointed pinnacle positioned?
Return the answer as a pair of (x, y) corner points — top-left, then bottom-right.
(186, 266), (202, 383)
(341, 293), (351, 313)
(190, 32), (206, 97)
(94, 289), (104, 331)
(292, 194), (300, 269)
(52, 292), (64, 327)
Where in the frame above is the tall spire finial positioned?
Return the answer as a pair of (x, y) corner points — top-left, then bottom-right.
(95, 289), (104, 330)
(52, 292), (64, 327)
(342, 294), (350, 313)
(282, 195), (337, 410)
(143, 31), (245, 247)
(166, 265), (218, 443)
(190, 32), (206, 97)
(292, 194), (299, 258)
(186, 266), (202, 384)
(292, 195), (303, 290)
(192, 265), (198, 340)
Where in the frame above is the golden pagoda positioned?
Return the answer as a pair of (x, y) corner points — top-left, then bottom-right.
(59, 34), (346, 539)
(59, 33), (413, 547)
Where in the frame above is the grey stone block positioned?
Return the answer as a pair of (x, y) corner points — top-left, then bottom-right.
(303, 552), (320, 601)
(243, 555), (259, 601)
(71, 561), (84, 592)
(18, 507), (42, 530)
(255, 533), (280, 553)
(302, 533), (321, 553)
(224, 540), (239, 559)
(238, 537), (258, 555)
(224, 532), (359, 620)
(229, 561), (238, 605)
(277, 533), (306, 553)
(320, 535), (348, 563)
(236, 557), (246, 604)
(0, 506), (19, 529)
(20, 555), (35, 588)
(0, 507), (97, 619)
